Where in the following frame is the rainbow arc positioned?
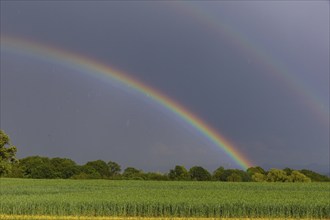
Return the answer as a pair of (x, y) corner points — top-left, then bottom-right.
(1, 36), (253, 170)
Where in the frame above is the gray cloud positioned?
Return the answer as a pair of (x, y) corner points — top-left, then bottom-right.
(1, 1), (328, 172)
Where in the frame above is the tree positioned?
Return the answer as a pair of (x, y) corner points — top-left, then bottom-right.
(107, 161), (121, 178)
(76, 165), (102, 179)
(145, 172), (169, 181)
(219, 169), (250, 182)
(212, 166), (225, 181)
(189, 166), (211, 181)
(299, 169), (330, 182)
(122, 167), (143, 180)
(0, 130), (18, 176)
(266, 169), (289, 182)
(20, 156), (55, 179)
(252, 173), (267, 182)
(85, 160), (110, 178)
(226, 173), (242, 182)
(283, 167), (293, 175)
(168, 165), (190, 180)
(247, 166), (266, 176)
(288, 171), (311, 182)
(50, 157), (79, 179)
(6, 162), (24, 178)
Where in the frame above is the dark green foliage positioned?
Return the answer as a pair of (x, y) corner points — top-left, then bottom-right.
(84, 160), (109, 178)
(265, 169), (312, 182)
(168, 165), (190, 180)
(107, 161), (121, 177)
(226, 173), (243, 182)
(50, 157), (79, 179)
(19, 156), (79, 179)
(283, 167), (294, 175)
(251, 172), (267, 182)
(246, 166), (267, 182)
(0, 130), (18, 176)
(76, 164), (102, 179)
(189, 166), (211, 181)
(288, 170), (311, 182)
(219, 169), (251, 182)
(6, 163), (23, 178)
(19, 156), (55, 179)
(212, 166), (225, 181)
(144, 172), (169, 181)
(122, 167), (144, 180)
(267, 168), (290, 182)
(300, 169), (330, 182)
(247, 166), (266, 176)
(6, 155), (328, 182)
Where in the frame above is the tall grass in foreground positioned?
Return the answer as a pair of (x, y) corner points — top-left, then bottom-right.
(0, 179), (329, 218)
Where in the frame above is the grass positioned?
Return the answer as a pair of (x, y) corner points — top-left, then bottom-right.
(0, 178), (329, 219)
(0, 215), (318, 220)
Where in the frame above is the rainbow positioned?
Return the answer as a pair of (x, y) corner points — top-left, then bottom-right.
(169, 2), (329, 125)
(0, 36), (253, 170)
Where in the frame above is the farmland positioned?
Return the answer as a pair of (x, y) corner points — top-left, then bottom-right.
(0, 179), (329, 219)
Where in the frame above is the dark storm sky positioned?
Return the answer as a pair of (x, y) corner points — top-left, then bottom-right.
(1, 1), (329, 172)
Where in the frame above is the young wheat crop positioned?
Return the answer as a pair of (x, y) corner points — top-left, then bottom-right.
(0, 179), (329, 218)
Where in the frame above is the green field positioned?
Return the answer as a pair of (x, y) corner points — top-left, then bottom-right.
(0, 179), (329, 219)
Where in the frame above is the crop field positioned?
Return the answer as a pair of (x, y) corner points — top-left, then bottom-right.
(0, 179), (329, 219)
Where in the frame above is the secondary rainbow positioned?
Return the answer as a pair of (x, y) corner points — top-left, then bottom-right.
(1, 36), (253, 170)
(169, 2), (329, 125)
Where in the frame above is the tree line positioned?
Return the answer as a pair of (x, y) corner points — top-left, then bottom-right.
(4, 156), (330, 182)
(1, 130), (329, 182)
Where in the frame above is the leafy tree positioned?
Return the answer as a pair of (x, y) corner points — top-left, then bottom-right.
(227, 173), (243, 182)
(299, 169), (330, 182)
(288, 170), (311, 182)
(189, 166), (211, 181)
(234, 169), (251, 182)
(266, 169), (289, 182)
(168, 165), (190, 180)
(19, 156), (83, 179)
(212, 166), (225, 181)
(85, 160), (109, 178)
(76, 164), (103, 179)
(122, 167), (144, 180)
(19, 156), (55, 179)
(252, 173), (267, 182)
(144, 172), (169, 181)
(0, 130), (18, 176)
(227, 173), (242, 182)
(6, 163), (24, 178)
(283, 167), (294, 175)
(107, 161), (121, 178)
(219, 169), (250, 182)
(50, 157), (79, 179)
(247, 166), (266, 176)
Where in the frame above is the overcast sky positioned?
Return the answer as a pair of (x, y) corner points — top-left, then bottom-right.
(1, 1), (329, 173)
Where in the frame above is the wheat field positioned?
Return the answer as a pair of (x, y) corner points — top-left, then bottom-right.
(0, 179), (329, 219)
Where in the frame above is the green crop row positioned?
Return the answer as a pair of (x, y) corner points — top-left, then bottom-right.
(0, 179), (329, 218)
